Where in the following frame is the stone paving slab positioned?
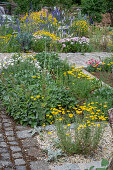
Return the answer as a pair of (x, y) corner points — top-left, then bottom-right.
(50, 163), (81, 170)
(58, 52), (113, 67)
(77, 161), (102, 170)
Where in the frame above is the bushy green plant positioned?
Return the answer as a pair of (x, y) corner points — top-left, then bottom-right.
(55, 115), (105, 155)
(0, 54), (78, 127)
(14, 32), (33, 52)
(81, 0), (107, 23)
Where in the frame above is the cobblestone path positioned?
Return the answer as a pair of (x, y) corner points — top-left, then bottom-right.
(0, 102), (49, 170)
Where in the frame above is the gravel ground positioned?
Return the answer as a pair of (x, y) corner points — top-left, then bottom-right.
(35, 123), (112, 167)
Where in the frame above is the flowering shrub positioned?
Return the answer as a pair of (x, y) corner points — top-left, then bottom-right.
(21, 10), (59, 32)
(33, 30), (60, 41)
(56, 37), (91, 53)
(86, 58), (100, 72)
(86, 57), (113, 72)
(55, 101), (108, 155)
(72, 20), (89, 37)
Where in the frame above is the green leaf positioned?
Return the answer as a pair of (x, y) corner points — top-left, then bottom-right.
(90, 166), (95, 170)
(101, 158), (109, 167)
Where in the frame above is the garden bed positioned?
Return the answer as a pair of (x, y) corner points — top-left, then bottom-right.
(35, 123), (112, 166)
(0, 52), (113, 169)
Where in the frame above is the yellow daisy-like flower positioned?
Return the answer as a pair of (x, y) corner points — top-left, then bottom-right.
(66, 133), (70, 136)
(32, 76), (37, 78)
(69, 114), (73, 118)
(48, 131), (51, 135)
(33, 98), (36, 100)
(67, 124), (71, 126)
(36, 95), (40, 98)
(103, 105), (107, 107)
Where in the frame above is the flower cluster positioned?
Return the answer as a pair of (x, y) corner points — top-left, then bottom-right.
(33, 30), (60, 41)
(21, 10), (58, 28)
(72, 20), (88, 36)
(47, 101), (108, 131)
(86, 58), (101, 72)
(57, 36), (89, 44)
(65, 65), (94, 80)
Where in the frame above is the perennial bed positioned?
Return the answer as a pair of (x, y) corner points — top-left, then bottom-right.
(0, 53), (112, 165)
(35, 123), (112, 165)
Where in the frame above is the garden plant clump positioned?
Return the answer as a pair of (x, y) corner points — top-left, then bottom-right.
(86, 56), (113, 87)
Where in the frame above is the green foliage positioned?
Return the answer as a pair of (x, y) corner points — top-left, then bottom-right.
(13, 0), (73, 14)
(14, 32), (33, 52)
(87, 87), (113, 117)
(55, 117), (105, 155)
(81, 0), (107, 23)
(31, 35), (52, 53)
(0, 54), (78, 127)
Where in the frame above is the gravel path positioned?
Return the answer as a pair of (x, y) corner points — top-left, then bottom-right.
(0, 52), (113, 170)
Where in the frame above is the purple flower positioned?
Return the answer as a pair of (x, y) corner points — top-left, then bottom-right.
(62, 44), (66, 48)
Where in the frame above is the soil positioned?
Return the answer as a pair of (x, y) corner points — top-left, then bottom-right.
(92, 71), (113, 87)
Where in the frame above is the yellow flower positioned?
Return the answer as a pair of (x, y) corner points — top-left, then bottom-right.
(64, 72), (66, 76)
(48, 131), (51, 135)
(76, 110), (82, 114)
(64, 127), (67, 129)
(36, 95), (40, 98)
(43, 123), (45, 127)
(33, 98), (36, 100)
(32, 76), (37, 78)
(59, 118), (62, 121)
(80, 125), (83, 127)
(69, 114), (73, 118)
(66, 133), (70, 136)
(31, 96), (34, 99)
(103, 105), (107, 107)
(67, 124), (71, 126)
